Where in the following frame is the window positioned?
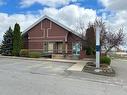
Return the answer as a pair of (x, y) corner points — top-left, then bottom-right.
(72, 43), (80, 55)
(57, 42), (63, 53)
(48, 42), (54, 53)
(43, 42), (54, 53)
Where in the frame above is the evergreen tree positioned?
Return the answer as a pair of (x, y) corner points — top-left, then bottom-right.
(12, 23), (22, 56)
(85, 25), (96, 55)
(1, 27), (13, 55)
(85, 25), (96, 49)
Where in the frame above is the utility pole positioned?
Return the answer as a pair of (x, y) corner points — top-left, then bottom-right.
(95, 25), (102, 72)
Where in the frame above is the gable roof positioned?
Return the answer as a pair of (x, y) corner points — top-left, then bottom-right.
(23, 15), (83, 39)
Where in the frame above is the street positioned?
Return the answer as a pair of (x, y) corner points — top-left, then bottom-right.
(0, 57), (127, 95)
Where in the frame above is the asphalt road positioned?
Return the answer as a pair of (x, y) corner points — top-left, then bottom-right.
(0, 57), (127, 95)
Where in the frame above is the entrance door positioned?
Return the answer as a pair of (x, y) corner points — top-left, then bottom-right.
(72, 43), (80, 55)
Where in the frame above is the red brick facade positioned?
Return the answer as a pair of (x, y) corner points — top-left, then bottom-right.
(23, 16), (84, 55)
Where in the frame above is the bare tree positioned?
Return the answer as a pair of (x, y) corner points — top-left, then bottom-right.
(74, 17), (87, 50)
(94, 18), (107, 48)
(74, 17), (126, 55)
(94, 19), (126, 55)
(74, 17), (86, 35)
(104, 28), (125, 55)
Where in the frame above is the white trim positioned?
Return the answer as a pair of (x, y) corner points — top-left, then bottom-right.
(42, 29), (45, 38)
(65, 33), (68, 42)
(46, 21), (66, 39)
(23, 15), (83, 39)
(47, 21), (52, 38)
(41, 21), (42, 30)
(41, 21), (45, 38)
(43, 40), (63, 42)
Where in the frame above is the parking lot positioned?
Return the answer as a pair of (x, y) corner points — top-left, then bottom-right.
(0, 57), (127, 95)
(0, 58), (73, 76)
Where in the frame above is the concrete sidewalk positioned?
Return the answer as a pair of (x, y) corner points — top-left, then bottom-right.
(67, 62), (87, 71)
(0, 55), (94, 64)
(0, 55), (94, 72)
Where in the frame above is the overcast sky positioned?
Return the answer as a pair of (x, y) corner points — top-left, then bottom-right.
(0, 0), (127, 49)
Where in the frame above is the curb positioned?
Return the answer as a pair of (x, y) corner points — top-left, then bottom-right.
(0, 55), (94, 64)
(0, 56), (74, 63)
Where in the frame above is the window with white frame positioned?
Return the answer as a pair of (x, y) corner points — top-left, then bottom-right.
(72, 42), (80, 55)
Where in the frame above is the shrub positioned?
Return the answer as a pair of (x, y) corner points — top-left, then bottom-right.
(12, 51), (19, 56)
(41, 52), (52, 58)
(100, 56), (111, 65)
(20, 49), (29, 57)
(29, 52), (41, 58)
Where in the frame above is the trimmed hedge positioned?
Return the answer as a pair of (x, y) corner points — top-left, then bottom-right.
(29, 52), (41, 58)
(20, 49), (29, 57)
(100, 56), (111, 65)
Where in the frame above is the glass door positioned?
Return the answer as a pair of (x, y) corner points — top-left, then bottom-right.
(72, 43), (80, 55)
